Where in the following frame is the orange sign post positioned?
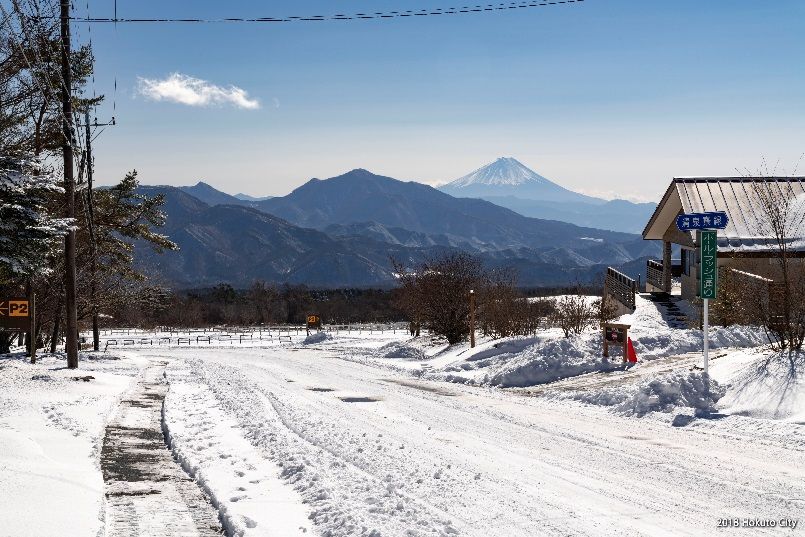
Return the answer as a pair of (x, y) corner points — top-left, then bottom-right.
(0, 296), (36, 362)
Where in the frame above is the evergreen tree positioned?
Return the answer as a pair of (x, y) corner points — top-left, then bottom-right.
(0, 155), (69, 281)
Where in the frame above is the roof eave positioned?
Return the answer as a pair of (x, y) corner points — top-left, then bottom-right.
(642, 179), (680, 240)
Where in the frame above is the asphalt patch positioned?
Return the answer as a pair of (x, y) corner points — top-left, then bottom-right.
(339, 396), (380, 403)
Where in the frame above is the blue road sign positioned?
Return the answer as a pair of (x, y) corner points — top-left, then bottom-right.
(676, 211), (728, 231)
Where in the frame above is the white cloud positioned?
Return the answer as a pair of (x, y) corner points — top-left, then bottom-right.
(137, 73), (260, 109)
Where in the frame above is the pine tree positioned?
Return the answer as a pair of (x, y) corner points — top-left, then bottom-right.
(0, 155), (69, 281)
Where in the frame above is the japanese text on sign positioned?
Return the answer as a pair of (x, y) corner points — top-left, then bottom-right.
(699, 230), (718, 299)
(677, 211), (729, 231)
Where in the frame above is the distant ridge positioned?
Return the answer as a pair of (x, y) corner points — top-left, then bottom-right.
(234, 193), (273, 202)
(136, 169), (659, 287)
(179, 181), (253, 207)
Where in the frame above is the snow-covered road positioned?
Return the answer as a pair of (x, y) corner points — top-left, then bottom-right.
(135, 345), (805, 537)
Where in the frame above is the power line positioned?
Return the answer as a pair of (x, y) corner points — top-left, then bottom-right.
(58, 0), (586, 24)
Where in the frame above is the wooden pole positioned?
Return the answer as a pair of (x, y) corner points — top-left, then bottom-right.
(60, 0), (78, 369)
(29, 293), (36, 364)
(85, 111), (100, 352)
(469, 289), (476, 348)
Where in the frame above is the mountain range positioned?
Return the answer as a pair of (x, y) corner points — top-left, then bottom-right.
(137, 167), (659, 288)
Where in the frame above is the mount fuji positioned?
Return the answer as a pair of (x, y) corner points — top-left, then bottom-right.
(440, 157), (656, 234)
(440, 157), (603, 204)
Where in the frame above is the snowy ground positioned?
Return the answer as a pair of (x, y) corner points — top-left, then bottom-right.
(0, 352), (143, 536)
(140, 344), (803, 537)
(1, 295), (803, 536)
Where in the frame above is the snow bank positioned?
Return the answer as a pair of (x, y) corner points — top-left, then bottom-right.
(570, 371), (725, 416)
(484, 322), (764, 389)
(441, 294), (770, 388)
(378, 341), (426, 360)
(711, 350), (805, 422)
(302, 331), (332, 344)
(621, 295), (769, 358)
(487, 334), (616, 388)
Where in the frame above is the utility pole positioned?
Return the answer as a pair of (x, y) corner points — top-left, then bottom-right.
(85, 111), (99, 351)
(469, 289), (476, 348)
(78, 111), (113, 352)
(60, 0), (78, 369)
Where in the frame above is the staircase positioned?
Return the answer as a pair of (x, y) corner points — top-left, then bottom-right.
(643, 293), (690, 329)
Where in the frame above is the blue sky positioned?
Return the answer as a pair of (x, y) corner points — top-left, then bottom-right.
(83, 0), (805, 201)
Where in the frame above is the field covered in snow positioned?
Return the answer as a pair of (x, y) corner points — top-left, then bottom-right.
(1, 294), (803, 536)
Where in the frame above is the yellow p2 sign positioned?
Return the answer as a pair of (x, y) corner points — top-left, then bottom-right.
(0, 298), (32, 330)
(9, 300), (29, 317)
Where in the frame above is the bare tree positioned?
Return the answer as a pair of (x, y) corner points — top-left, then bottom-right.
(593, 295), (619, 326)
(392, 253), (486, 345)
(477, 267), (523, 339)
(748, 177), (805, 351)
(550, 286), (596, 338)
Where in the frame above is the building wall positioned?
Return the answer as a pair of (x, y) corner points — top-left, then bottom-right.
(681, 255), (791, 301)
(680, 246), (697, 300)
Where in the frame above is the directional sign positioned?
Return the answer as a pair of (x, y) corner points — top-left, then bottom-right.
(699, 230), (718, 299)
(0, 298), (31, 330)
(677, 211), (729, 232)
(306, 314), (321, 330)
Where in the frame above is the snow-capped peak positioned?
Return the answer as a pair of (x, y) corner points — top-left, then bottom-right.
(444, 157), (552, 188)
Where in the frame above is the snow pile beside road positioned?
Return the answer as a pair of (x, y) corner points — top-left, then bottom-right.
(622, 295), (769, 358)
(483, 323), (763, 388)
(441, 294), (769, 388)
(571, 371), (725, 416)
(631, 324), (768, 360)
(378, 341), (426, 360)
(711, 350), (805, 422)
(302, 331), (332, 344)
(487, 334), (615, 388)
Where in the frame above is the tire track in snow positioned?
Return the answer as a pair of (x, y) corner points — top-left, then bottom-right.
(244, 349), (804, 536)
(162, 364), (313, 536)
(260, 390), (467, 528)
(189, 358), (463, 537)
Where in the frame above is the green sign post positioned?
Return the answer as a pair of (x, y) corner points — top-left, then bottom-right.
(698, 229), (718, 375)
(699, 230), (718, 299)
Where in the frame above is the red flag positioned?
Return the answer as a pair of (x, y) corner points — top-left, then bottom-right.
(627, 337), (638, 363)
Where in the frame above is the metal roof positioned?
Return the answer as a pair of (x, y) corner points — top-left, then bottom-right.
(643, 177), (805, 252)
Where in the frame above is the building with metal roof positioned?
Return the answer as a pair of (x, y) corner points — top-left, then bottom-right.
(642, 177), (805, 299)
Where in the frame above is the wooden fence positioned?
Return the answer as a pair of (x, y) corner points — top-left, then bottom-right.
(646, 259), (664, 291)
(605, 267), (636, 311)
